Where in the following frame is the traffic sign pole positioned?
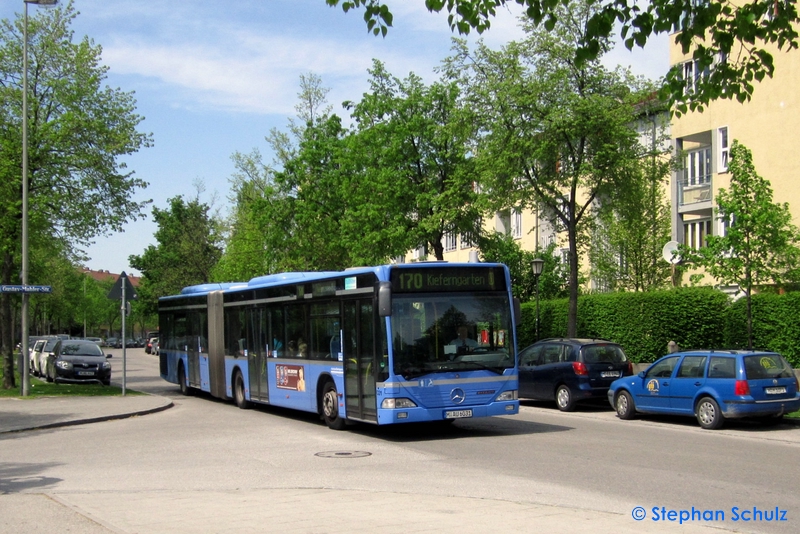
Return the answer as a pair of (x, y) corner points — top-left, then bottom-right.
(107, 272), (136, 396)
(121, 276), (127, 396)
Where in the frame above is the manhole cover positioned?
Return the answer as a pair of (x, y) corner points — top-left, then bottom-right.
(315, 451), (372, 459)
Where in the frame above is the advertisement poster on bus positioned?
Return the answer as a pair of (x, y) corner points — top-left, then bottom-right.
(275, 364), (306, 392)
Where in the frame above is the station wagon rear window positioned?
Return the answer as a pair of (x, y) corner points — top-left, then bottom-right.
(743, 354), (794, 380)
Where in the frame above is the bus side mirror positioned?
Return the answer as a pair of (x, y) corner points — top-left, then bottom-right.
(378, 281), (392, 317)
(513, 298), (521, 326)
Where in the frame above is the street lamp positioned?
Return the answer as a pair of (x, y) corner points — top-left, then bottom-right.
(531, 258), (544, 341)
(21, 0), (58, 396)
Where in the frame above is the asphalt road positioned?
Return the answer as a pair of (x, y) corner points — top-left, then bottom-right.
(1, 348), (798, 533)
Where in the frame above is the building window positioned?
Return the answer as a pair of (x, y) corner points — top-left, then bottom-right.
(460, 218), (481, 249)
(682, 58), (709, 94)
(443, 232), (457, 253)
(511, 208), (522, 239)
(496, 211), (511, 235)
(685, 147), (712, 186)
(719, 213), (735, 237)
(717, 127), (729, 173)
(683, 219), (713, 250)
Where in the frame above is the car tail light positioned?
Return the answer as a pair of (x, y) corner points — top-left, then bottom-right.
(572, 362), (588, 376)
(626, 361), (633, 376)
(735, 380), (750, 396)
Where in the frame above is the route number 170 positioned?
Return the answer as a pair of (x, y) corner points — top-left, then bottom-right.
(398, 272), (423, 290)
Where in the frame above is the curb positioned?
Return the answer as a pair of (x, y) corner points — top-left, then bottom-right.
(0, 398), (174, 435)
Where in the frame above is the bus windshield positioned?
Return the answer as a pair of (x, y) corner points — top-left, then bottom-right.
(391, 294), (514, 380)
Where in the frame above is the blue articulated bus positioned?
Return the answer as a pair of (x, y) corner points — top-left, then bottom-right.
(158, 263), (520, 429)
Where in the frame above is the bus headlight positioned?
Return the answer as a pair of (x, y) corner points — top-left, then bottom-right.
(381, 398), (417, 409)
(495, 390), (517, 401)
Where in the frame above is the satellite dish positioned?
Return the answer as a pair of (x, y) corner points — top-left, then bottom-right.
(662, 241), (681, 264)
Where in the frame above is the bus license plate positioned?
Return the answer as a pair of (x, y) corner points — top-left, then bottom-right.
(445, 409), (472, 419)
(766, 387), (787, 394)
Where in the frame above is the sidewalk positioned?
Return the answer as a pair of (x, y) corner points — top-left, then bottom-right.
(0, 393), (173, 434)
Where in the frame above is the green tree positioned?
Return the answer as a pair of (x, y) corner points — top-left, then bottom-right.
(446, 1), (646, 336)
(478, 233), (568, 301)
(129, 196), (223, 315)
(0, 3), (151, 388)
(346, 60), (481, 261)
(214, 149), (278, 282)
(241, 65), (482, 271)
(219, 73), (356, 274)
(589, 104), (673, 292)
(326, 0), (800, 113)
(687, 140), (800, 349)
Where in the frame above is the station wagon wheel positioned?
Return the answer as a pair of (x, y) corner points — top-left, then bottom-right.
(321, 381), (346, 430)
(233, 370), (251, 409)
(615, 390), (636, 420)
(555, 385), (576, 412)
(696, 397), (723, 430)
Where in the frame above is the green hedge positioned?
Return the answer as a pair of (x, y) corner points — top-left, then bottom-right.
(518, 288), (799, 366)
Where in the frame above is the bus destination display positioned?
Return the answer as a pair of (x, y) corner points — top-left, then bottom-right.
(391, 267), (506, 293)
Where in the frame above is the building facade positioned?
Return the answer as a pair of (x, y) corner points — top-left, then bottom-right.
(670, 36), (800, 271)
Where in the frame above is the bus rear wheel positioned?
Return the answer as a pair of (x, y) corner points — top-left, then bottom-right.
(178, 362), (191, 396)
(321, 381), (346, 430)
(234, 370), (251, 410)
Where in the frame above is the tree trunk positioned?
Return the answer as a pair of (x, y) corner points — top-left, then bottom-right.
(567, 222), (579, 337)
(431, 240), (444, 261)
(746, 270), (753, 350)
(1, 251), (16, 389)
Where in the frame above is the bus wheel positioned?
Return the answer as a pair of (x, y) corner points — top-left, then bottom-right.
(234, 370), (251, 410)
(178, 362), (191, 396)
(321, 381), (346, 430)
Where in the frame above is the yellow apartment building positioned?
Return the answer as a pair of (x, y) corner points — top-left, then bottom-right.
(670, 34), (800, 279)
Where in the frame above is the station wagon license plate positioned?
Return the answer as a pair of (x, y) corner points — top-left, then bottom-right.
(765, 387), (787, 394)
(601, 371), (620, 378)
(445, 409), (473, 419)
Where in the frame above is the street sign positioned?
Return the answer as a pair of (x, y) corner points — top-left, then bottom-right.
(0, 285), (52, 294)
(107, 271), (138, 300)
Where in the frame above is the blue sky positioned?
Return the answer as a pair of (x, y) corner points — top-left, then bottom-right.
(3, 0), (667, 277)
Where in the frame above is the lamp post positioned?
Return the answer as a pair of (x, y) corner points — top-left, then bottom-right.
(21, 0), (58, 396)
(531, 258), (544, 341)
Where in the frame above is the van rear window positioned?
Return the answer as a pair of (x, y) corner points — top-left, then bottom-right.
(582, 345), (627, 364)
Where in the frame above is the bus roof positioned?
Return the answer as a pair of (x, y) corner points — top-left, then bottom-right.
(162, 262), (507, 301)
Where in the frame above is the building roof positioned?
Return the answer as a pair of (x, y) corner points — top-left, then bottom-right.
(81, 268), (141, 287)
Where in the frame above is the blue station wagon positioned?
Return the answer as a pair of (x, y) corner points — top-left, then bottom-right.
(608, 350), (800, 429)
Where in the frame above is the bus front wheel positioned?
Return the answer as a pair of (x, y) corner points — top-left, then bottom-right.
(321, 381), (346, 430)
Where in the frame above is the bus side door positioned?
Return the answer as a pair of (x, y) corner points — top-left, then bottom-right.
(343, 299), (377, 422)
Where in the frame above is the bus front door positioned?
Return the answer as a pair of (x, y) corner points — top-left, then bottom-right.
(343, 300), (377, 422)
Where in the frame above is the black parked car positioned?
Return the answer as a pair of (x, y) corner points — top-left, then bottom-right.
(46, 339), (112, 386)
(518, 338), (633, 411)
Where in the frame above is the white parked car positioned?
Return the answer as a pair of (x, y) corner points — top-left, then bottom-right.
(31, 336), (59, 377)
